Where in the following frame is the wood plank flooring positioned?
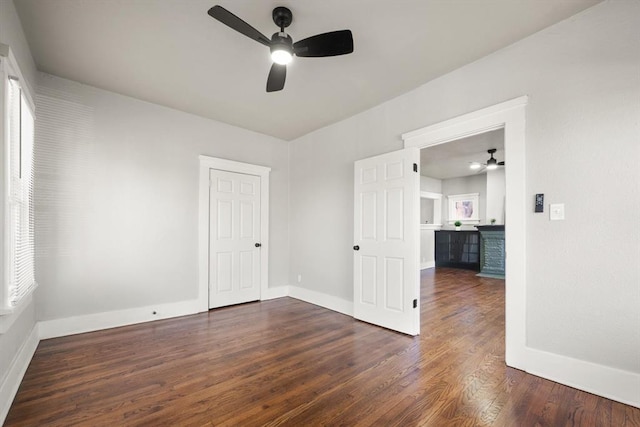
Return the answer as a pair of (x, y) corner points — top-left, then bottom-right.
(6, 268), (640, 426)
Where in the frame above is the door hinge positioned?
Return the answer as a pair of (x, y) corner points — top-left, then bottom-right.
(413, 299), (418, 308)
(413, 163), (418, 173)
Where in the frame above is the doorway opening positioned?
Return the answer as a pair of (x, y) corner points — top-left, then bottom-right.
(402, 96), (528, 369)
(419, 128), (505, 272)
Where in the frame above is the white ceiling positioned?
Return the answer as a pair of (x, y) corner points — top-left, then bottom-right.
(14, 0), (600, 141)
(420, 129), (504, 180)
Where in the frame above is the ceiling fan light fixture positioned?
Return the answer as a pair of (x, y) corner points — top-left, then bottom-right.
(271, 49), (292, 65)
(270, 32), (293, 65)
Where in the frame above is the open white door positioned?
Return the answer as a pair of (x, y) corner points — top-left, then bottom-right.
(353, 147), (420, 335)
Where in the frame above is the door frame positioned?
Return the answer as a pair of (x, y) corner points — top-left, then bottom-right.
(402, 96), (528, 370)
(198, 155), (271, 312)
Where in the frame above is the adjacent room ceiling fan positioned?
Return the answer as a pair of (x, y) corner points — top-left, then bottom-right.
(207, 5), (354, 92)
(470, 148), (505, 172)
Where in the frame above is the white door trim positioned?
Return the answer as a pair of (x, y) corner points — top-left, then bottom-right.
(198, 155), (271, 312)
(402, 95), (528, 370)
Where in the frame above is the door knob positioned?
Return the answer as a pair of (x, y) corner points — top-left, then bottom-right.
(353, 245), (360, 251)
(255, 243), (261, 248)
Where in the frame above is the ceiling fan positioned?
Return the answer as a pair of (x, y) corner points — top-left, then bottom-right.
(207, 5), (354, 92)
(470, 148), (505, 172)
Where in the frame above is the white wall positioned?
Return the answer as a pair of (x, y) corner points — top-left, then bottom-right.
(0, 0), (39, 422)
(420, 175), (442, 193)
(0, 0), (36, 92)
(420, 175), (442, 224)
(441, 174), (487, 227)
(486, 169), (505, 224)
(34, 74), (289, 322)
(420, 198), (434, 224)
(289, 0), (640, 381)
(420, 228), (435, 269)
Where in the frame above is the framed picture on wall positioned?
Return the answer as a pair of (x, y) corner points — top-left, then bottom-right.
(447, 193), (480, 224)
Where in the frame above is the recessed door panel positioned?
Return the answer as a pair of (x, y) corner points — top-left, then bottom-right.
(360, 255), (377, 305)
(362, 166), (377, 184)
(385, 188), (404, 241)
(217, 178), (233, 193)
(240, 181), (255, 195)
(217, 200), (233, 239)
(385, 257), (404, 312)
(385, 160), (404, 180)
(239, 250), (254, 289)
(361, 192), (377, 241)
(240, 201), (254, 239)
(216, 252), (233, 292)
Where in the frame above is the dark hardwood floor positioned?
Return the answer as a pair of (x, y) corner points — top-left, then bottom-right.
(6, 268), (640, 426)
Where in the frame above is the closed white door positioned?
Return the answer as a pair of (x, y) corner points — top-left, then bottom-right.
(209, 169), (261, 308)
(353, 147), (420, 335)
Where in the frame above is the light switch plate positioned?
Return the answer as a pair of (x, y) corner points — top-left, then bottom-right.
(550, 203), (565, 220)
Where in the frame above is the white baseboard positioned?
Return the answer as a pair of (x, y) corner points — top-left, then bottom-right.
(39, 299), (202, 340)
(525, 347), (640, 408)
(0, 324), (39, 426)
(288, 285), (353, 317)
(262, 285), (289, 300)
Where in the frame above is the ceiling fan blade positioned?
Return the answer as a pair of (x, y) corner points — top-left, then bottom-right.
(266, 63), (286, 92)
(498, 161), (505, 166)
(208, 5), (271, 47)
(293, 30), (353, 57)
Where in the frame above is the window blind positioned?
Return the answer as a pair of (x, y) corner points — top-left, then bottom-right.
(7, 76), (36, 306)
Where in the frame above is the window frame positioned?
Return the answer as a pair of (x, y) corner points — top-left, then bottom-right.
(0, 44), (37, 314)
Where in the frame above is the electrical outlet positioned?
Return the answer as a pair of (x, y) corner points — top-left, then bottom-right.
(297, 274), (302, 283)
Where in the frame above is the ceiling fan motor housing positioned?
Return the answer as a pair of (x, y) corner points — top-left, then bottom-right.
(270, 32), (293, 59)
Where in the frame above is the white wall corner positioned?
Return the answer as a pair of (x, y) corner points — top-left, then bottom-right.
(288, 285), (353, 317)
(38, 299), (201, 340)
(525, 347), (640, 409)
(0, 323), (39, 426)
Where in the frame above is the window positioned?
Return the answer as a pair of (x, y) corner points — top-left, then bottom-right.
(1, 47), (37, 310)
